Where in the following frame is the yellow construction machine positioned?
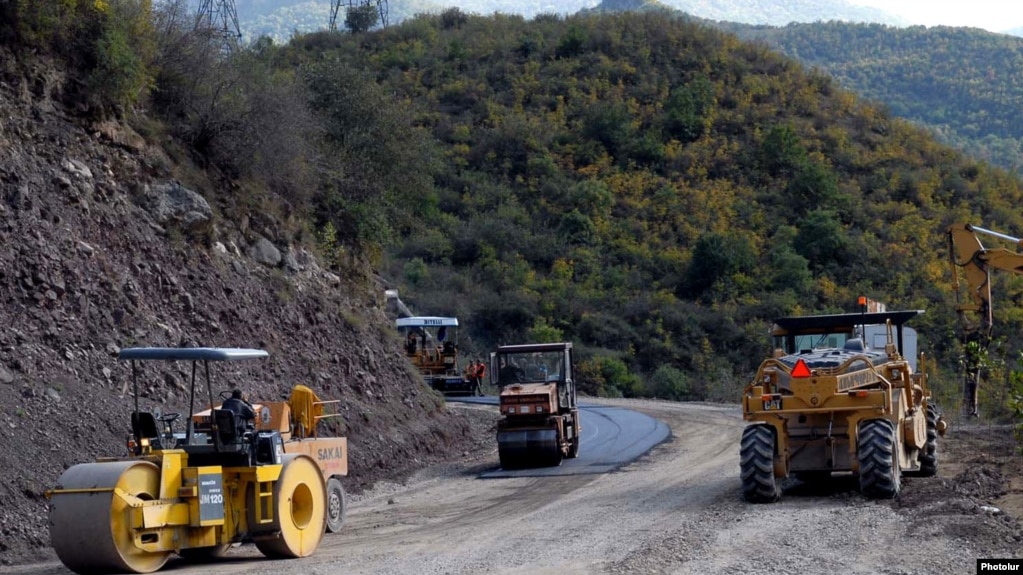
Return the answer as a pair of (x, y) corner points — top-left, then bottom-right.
(947, 223), (1023, 416)
(740, 305), (946, 502)
(396, 316), (474, 396)
(46, 347), (345, 574)
(190, 383), (350, 533)
(491, 342), (580, 469)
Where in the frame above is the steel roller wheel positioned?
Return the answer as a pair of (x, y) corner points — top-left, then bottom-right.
(858, 419), (901, 499)
(498, 428), (561, 469)
(50, 460), (171, 574)
(325, 477), (348, 533)
(498, 444), (525, 470)
(255, 454), (327, 559)
(740, 425), (779, 503)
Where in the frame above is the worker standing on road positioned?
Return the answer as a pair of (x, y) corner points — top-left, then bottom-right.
(474, 360), (487, 396)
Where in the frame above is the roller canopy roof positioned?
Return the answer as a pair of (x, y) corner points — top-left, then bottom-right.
(118, 347), (269, 361)
(395, 317), (459, 327)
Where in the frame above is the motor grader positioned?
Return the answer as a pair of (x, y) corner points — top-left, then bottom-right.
(491, 342), (580, 469)
(46, 347), (343, 574)
(740, 306), (946, 502)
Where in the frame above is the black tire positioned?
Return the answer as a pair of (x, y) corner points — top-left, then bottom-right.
(567, 433), (580, 459)
(740, 425), (779, 503)
(858, 419), (901, 499)
(325, 477), (348, 533)
(916, 402), (940, 477)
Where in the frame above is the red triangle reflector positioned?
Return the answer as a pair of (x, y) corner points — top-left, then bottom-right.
(791, 359), (811, 378)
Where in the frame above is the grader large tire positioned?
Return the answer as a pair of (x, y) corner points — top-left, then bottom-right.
(916, 403), (941, 477)
(254, 454), (327, 559)
(325, 477), (348, 533)
(858, 419), (901, 499)
(49, 460), (172, 574)
(740, 425), (779, 503)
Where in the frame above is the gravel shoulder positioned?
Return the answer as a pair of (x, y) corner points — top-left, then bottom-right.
(4, 399), (1021, 575)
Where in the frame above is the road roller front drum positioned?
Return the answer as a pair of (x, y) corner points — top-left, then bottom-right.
(49, 460), (171, 575)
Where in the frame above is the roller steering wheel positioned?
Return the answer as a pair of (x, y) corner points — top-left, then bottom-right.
(158, 412), (181, 425)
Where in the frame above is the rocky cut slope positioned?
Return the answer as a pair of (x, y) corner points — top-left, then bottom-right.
(0, 47), (476, 565)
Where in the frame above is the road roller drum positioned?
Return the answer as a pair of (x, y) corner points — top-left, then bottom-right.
(497, 428), (562, 469)
(50, 460), (171, 574)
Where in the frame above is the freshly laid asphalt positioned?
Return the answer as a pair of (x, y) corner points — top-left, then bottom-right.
(448, 397), (671, 478)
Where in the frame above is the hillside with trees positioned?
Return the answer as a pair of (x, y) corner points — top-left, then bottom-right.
(719, 21), (1023, 176)
(266, 10), (1023, 415)
(6, 1), (1023, 565)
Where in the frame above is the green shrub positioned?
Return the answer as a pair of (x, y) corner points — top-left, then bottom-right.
(649, 365), (690, 401)
(9, 0), (155, 113)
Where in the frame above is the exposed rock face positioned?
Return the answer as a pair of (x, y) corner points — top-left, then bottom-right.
(249, 236), (283, 267)
(0, 46), (471, 566)
(139, 181), (214, 234)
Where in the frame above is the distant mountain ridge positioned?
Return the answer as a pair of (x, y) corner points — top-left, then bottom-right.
(718, 20), (1023, 174)
(234, 0), (904, 42)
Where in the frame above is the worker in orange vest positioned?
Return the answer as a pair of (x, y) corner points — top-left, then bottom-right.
(473, 360), (487, 396)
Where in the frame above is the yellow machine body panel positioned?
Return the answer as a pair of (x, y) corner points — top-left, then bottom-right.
(284, 437), (349, 477)
(499, 382), (558, 417)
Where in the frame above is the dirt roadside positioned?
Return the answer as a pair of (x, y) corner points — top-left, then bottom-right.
(3, 400), (1020, 575)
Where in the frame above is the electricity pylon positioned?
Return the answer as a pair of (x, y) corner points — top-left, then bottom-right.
(329, 0), (389, 32)
(196, 0), (242, 39)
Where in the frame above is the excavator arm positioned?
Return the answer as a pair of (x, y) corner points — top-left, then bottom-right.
(947, 223), (1023, 338)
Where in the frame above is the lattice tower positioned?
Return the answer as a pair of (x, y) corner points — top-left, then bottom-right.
(195, 0), (242, 39)
(329, 0), (389, 31)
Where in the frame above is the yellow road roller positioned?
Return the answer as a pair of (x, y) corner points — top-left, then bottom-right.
(47, 347), (328, 574)
(492, 342), (579, 469)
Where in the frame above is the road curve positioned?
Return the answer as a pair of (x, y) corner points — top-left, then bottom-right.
(447, 397), (670, 477)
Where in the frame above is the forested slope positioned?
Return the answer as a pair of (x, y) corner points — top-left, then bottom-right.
(720, 21), (1023, 175)
(280, 10), (1023, 411)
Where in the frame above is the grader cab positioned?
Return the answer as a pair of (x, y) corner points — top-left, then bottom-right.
(740, 308), (946, 502)
(47, 347), (338, 574)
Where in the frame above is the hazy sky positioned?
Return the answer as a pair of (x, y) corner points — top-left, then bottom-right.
(848, 0), (1023, 33)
